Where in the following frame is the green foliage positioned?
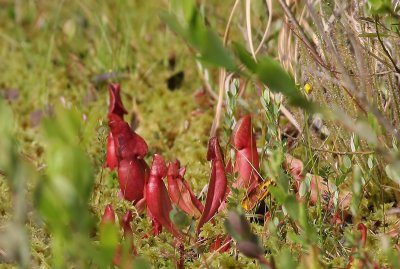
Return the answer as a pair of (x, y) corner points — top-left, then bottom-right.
(169, 205), (191, 229)
(261, 88), (280, 142)
(276, 249), (297, 269)
(160, 7), (235, 70)
(35, 107), (115, 268)
(283, 195), (300, 221)
(233, 43), (311, 110)
(224, 78), (239, 138)
(1, 0), (400, 268)
(385, 161), (400, 184)
(350, 165), (363, 216)
(367, 0), (392, 14)
(98, 223), (119, 264)
(161, 5), (315, 113)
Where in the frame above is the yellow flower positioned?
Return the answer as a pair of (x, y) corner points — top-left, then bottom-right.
(304, 83), (313, 94)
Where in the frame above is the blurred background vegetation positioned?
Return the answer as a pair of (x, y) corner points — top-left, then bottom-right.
(0, 0), (400, 268)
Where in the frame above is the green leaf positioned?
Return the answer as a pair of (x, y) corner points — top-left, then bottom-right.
(269, 185), (287, 204)
(255, 57), (311, 109)
(36, 106), (97, 266)
(256, 57), (294, 94)
(385, 163), (400, 184)
(232, 42), (257, 72)
(299, 177), (310, 198)
(351, 165), (363, 216)
(368, 0), (392, 14)
(343, 155), (352, 170)
(298, 204), (316, 243)
(159, 12), (188, 41)
(276, 248), (297, 269)
(283, 195), (300, 221)
(98, 223), (119, 266)
(368, 156), (374, 169)
(160, 11), (236, 70)
(367, 112), (382, 136)
(169, 205), (191, 229)
(233, 45), (316, 110)
(42, 106), (81, 145)
(170, 0), (196, 22)
(359, 32), (391, 38)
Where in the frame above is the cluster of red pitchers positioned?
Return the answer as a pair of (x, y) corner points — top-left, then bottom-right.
(100, 84), (381, 268)
(101, 83), (262, 240)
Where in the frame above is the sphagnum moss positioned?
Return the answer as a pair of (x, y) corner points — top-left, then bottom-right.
(1, 0), (400, 268)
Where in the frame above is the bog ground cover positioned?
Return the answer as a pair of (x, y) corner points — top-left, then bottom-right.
(1, 0), (400, 268)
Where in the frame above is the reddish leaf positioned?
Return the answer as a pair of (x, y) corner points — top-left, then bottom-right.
(113, 245), (135, 269)
(225, 159), (233, 174)
(346, 223), (368, 269)
(301, 174), (351, 210)
(105, 132), (118, 170)
(141, 209), (163, 237)
(209, 235), (231, 253)
(117, 158), (149, 203)
(120, 211), (137, 256)
(177, 243), (185, 269)
(146, 154), (183, 240)
(197, 137), (227, 234)
(357, 223), (367, 247)
(135, 197), (147, 214)
(101, 204), (116, 224)
(184, 180), (204, 213)
(150, 216), (163, 236)
(167, 160), (203, 218)
(142, 185), (162, 236)
(285, 154), (351, 209)
(121, 211), (134, 237)
(100, 205), (136, 268)
(105, 83), (128, 170)
(109, 114), (148, 160)
(108, 83), (128, 118)
(283, 154), (304, 184)
(232, 115), (261, 194)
